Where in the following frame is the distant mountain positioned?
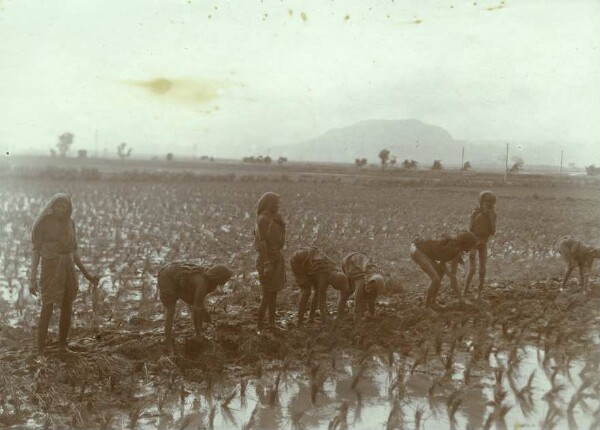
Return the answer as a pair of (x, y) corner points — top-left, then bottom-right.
(277, 119), (462, 165)
(273, 119), (599, 168)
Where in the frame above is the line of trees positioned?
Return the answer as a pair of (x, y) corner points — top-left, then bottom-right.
(242, 155), (288, 164)
(48, 132), (222, 162)
(374, 148), (445, 171)
(354, 158), (367, 167)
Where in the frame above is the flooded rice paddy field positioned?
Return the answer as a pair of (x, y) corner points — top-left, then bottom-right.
(0, 177), (599, 429)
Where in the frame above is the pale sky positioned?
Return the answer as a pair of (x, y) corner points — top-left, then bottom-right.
(1, 0), (599, 158)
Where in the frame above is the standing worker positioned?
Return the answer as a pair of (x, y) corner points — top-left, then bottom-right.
(254, 192), (286, 330)
(30, 194), (100, 357)
(464, 191), (497, 299)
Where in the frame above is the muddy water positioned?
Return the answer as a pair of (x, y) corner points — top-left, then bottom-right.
(100, 346), (598, 430)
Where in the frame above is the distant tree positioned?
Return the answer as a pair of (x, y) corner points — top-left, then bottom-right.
(585, 164), (600, 176)
(389, 156), (398, 168)
(402, 159), (418, 169)
(462, 161), (472, 171)
(200, 155), (210, 161)
(243, 154), (275, 163)
(355, 158), (368, 168)
(378, 149), (391, 171)
(431, 160), (443, 170)
(56, 132), (74, 158)
(166, 153), (174, 161)
(209, 156), (215, 162)
(510, 156), (524, 172)
(277, 156), (288, 165)
(50, 148), (57, 158)
(117, 142), (132, 159)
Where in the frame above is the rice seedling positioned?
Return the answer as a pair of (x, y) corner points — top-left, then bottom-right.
(310, 362), (320, 380)
(386, 346), (395, 368)
(445, 345), (456, 375)
(434, 335), (443, 357)
(519, 369), (536, 398)
(291, 408), (307, 429)
(204, 372), (215, 395)
(310, 373), (327, 405)
(446, 389), (463, 426)
(484, 344), (494, 362)
(207, 403), (217, 430)
(568, 379), (593, 414)
(541, 403), (562, 430)
(495, 404), (512, 430)
(483, 411), (496, 430)
(352, 390), (363, 425)
(462, 359), (474, 386)
(426, 377), (438, 399)
(178, 411), (196, 430)
(236, 377), (247, 397)
(128, 404), (144, 429)
(242, 404), (260, 430)
(220, 403), (238, 428)
(350, 366), (365, 391)
(410, 346), (429, 375)
(386, 399), (402, 430)
(413, 406), (425, 430)
(179, 382), (188, 405)
(542, 377), (567, 412)
(588, 405), (600, 430)
(507, 346), (524, 377)
(220, 388), (237, 409)
(328, 401), (348, 430)
(267, 373), (280, 406)
(390, 361), (407, 399)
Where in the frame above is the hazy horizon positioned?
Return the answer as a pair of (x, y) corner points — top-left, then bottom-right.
(2, 1), (599, 160)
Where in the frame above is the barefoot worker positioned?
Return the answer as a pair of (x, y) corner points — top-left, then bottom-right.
(254, 192), (286, 330)
(291, 246), (350, 324)
(157, 262), (232, 354)
(410, 232), (477, 312)
(342, 251), (385, 321)
(464, 191), (497, 299)
(556, 236), (600, 290)
(30, 193), (100, 356)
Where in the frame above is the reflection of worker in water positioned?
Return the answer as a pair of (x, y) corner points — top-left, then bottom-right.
(290, 246), (350, 324)
(252, 380), (286, 428)
(30, 193), (100, 357)
(461, 383), (487, 430)
(464, 190), (497, 299)
(157, 262), (232, 355)
(410, 232), (477, 312)
(341, 252), (385, 321)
